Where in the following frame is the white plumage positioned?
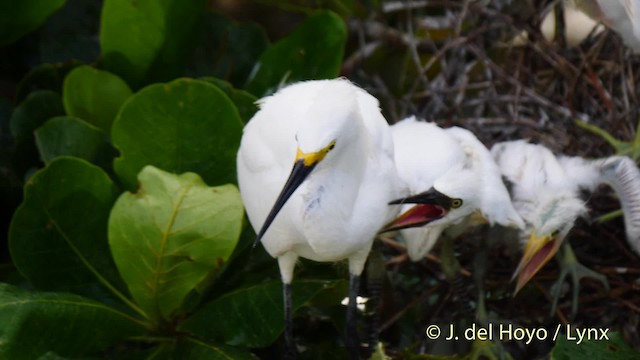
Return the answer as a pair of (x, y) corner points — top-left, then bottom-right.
(236, 78), (401, 357)
(574, 0), (640, 52)
(491, 140), (640, 290)
(386, 117), (524, 261)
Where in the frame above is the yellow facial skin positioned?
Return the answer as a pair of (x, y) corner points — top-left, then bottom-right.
(296, 141), (336, 167)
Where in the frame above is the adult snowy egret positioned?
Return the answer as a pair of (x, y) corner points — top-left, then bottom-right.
(236, 78), (401, 359)
(384, 117), (524, 262)
(491, 140), (640, 315)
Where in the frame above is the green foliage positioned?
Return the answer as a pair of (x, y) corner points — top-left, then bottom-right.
(111, 78), (243, 191)
(35, 116), (113, 167)
(577, 119), (640, 161)
(3, 1), (353, 357)
(0, 283), (146, 360)
(0, 0), (67, 47)
(551, 332), (639, 360)
(109, 166), (243, 324)
(180, 280), (340, 348)
(10, 90), (64, 141)
(244, 10), (347, 96)
(100, 0), (207, 89)
(62, 65), (132, 132)
(8, 157), (125, 300)
(190, 12), (269, 87)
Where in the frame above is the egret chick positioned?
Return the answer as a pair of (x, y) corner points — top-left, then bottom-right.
(491, 140), (640, 315)
(237, 79), (400, 359)
(382, 118), (523, 359)
(385, 117), (524, 262)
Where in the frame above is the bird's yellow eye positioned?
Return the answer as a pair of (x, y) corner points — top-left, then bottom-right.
(451, 198), (463, 208)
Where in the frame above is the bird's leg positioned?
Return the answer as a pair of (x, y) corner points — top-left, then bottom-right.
(279, 252), (298, 360)
(440, 233), (472, 318)
(283, 282), (297, 360)
(365, 241), (384, 358)
(550, 243), (609, 318)
(345, 273), (361, 360)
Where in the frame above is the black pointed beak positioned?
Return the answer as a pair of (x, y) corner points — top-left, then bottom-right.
(254, 159), (317, 248)
(381, 187), (455, 233)
(389, 187), (452, 208)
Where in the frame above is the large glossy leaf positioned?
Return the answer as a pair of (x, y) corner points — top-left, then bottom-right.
(188, 12), (268, 87)
(8, 157), (128, 303)
(63, 65), (132, 132)
(111, 78), (243, 191)
(244, 11), (347, 96)
(10, 90), (64, 141)
(35, 116), (114, 167)
(15, 62), (80, 103)
(180, 280), (341, 348)
(0, 283), (146, 360)
(100, 0), (207, 88)
(0, 0), (66, 47)
(108, 166), (243, 324)
(199, 77), (258, 124)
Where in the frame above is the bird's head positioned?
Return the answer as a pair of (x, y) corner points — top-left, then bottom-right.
(382, 167), (482, 232)
(383, 187), (465, 232)
(512, 194), (586, 293)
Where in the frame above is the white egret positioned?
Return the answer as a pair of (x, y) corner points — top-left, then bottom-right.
(384, 117), (524, 262)
(491, 140), (640, 315)
(574, 0), (640, 51)
(236, 78), (401, 359)
(381, 118), (523, 359)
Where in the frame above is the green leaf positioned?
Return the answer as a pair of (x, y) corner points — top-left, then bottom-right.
(100, 0), (207, 88)
(551, 332), (640, 360)
(0, 283), (146, 360)
(188, 12), (269, 87)
(8, 157), (129, 304)
(112, 78), (243, 191)
(244, 11), (346, 96)
(172, 338), (257, 360)
(34, 116), (114, 167)
(9, 90), (65, 177)
(108, 166), (243, 324)
(180, 280), (340, 348)
(63, 65), (132, 132)
(0, 0), (66, 47)
(10, 90), (64, 141)
(15, 62), (80, 103)
(199, 77), (258, 124)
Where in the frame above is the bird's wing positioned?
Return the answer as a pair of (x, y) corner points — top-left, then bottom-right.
(593, 156), (640, 255)
(448, 129), (525, 229)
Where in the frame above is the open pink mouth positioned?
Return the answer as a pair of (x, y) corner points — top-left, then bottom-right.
(383, 204), (446, 232)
